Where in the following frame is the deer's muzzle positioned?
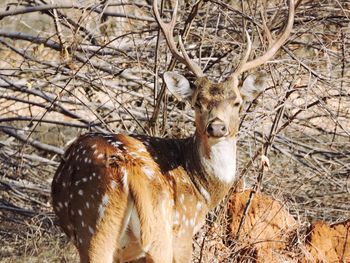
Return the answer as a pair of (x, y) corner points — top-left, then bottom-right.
(206, 119), (228, 138)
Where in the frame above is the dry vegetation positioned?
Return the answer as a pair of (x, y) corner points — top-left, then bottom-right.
(0, 0), (349, 262)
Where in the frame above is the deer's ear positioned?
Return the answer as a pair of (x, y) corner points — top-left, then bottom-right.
(240, 72), (268, 101)
(163, 72), (193, 100)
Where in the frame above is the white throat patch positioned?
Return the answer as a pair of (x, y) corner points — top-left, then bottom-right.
(201, 139), (237, 183)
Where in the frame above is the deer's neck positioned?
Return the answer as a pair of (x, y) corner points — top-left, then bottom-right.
(198, 138), (237, 183)
(182, 136), (237, 208)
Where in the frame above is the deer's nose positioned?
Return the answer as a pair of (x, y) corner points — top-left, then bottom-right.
(206, 121), (227, 137)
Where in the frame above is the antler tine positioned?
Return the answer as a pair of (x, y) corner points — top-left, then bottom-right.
(231, 0), (295, 77)
(153, 0), (180, 59)
(230, 30), (252, 80)
(178, 36), (204, 77)
(153, 0), (204, 78)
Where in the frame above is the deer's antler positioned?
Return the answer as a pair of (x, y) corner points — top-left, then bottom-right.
(153, 0), (204, 78)
(154, 0), (295, 82)
(229, 0), (295, 81)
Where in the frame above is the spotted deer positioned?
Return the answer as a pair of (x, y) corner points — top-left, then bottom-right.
(51, 0), (294, 262)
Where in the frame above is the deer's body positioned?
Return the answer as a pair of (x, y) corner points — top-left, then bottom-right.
(52, 132), (235, 262)
(51, 0), (294, 262)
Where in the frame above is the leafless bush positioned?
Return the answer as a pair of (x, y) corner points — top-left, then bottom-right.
(0, 0), (349, 261)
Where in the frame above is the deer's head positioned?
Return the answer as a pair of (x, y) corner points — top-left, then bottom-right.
(154, 0), (294, 144)
(163, 71), (268, 144)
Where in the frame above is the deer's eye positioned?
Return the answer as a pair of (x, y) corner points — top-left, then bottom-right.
(233, 101), (241, 107)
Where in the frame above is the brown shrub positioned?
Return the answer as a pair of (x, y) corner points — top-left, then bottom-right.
(304, 219), (350, 263)
(228, 190), (299, 262)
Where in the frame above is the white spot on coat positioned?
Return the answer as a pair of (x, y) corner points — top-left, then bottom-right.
(179, 194), (185, 204)
(102, 194), (109, 206)
(98, 205), (105, 221)
(121, 167), (128, 190)
(173, 210), (180, 225)
(111, 141), (122, 148)
(199, 185), (211, 203)
(138, 148), (147, 153)
(111, 180), (117, 189)
(189, 218), (195, 227)
(142, 166), (154, 179)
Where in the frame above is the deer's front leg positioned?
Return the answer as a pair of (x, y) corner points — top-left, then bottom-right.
(173, 233), (193, 263)
(145, 237), (173, 263)
(141, 207), (173, 263)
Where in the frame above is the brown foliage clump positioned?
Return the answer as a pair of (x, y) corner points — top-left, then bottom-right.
(225, 189), (350, 263)
(228, 190), (299, 262)
(304, 220), (350, 263)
